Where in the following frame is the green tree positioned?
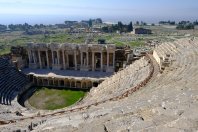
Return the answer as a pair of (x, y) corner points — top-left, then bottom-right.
(118, 21), (123, 32)
(89, 19), (92, 27)
(0, 24), (7, 31)
(101, 26), (109, 33)
(127, 22), (133, 32)
(136, 21), (139, 25)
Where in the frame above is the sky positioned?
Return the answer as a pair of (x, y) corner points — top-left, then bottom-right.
(0, 0), (198, 24)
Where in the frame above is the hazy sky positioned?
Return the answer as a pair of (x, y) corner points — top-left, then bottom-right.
(0, 0), (198, 24)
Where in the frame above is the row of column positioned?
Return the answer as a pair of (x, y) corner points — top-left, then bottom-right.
(33, 77), (95, 89)
(80, 52), (89, 67)
(28, 49), (115, 71)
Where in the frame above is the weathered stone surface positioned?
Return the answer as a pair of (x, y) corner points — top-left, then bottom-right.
(1, 38), (198, 131)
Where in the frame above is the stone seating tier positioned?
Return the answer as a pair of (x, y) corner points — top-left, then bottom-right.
(0, 58), (29, 105)
(1, 38), (198, 132)
(80, 57), (151, 105)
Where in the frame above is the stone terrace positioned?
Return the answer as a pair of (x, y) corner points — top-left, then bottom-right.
(79, 57), (151, 105)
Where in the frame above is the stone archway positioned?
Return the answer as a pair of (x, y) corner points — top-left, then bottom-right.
(65, 79), (70, 87)
(93, 82), (99, 87)
(76, 81), (81, 88)
(49, 79), (53, 86)
(33, 77), (37, 84)
(81, 81), (87, 89)
(38, 78), (42, 85)
(54, 79), (58, 86)
(87, 81), (92, 88)
(43, 79), (48, 86)
(69, 55), (74, 68)
(67, 81), (70, 87)
(95, 53), (101, 70)
(70, 80), (76, 88)
(60, 80), (64, 87)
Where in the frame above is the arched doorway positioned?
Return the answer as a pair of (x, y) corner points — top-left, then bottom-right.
(95, 53), (101, 70)
(81, 81), (87, 89)
(93, 82), (99, 87)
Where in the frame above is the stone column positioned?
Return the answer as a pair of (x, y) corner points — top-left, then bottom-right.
(53, 79), (55, 86)
(32, 50), (36, 64)
(92, 51), (95, 71)
(87, 52), (89, 67)
(42, 79), (44, 86)
(70, 81), (72, 88)
(57, 50), (60, 65)
(48, 79), (50, 86)
(52, 50), (54, 65)
(81, 82), (83, 89)
(62, 50), (66, 69)
(107, 52), (109, 68)
(81, 52), (83, 67)
(64, 79), (67, 87)
(113, 52), (115, 69)
(58, 80), (60, 87)
(46, 50), (49, 69)
(27, 50), (31, 63)
(36, 78), (39, 85)
(74, 51), (77, 70)
(66, 53), (69, 68)
(33, 77), (36, 84)
(38, 50), (42, 69)
(101, 52), (103, 71)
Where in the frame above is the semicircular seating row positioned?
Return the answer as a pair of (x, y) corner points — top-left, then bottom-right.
(78, 56), (151, 106)
(47, 38), (198, 131)
(66, 38), (198, 112)
(0, 58), (29, 105)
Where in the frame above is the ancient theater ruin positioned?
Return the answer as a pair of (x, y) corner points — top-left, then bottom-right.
(0, 38), (198, 131)
(10, 42), (134, 89)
